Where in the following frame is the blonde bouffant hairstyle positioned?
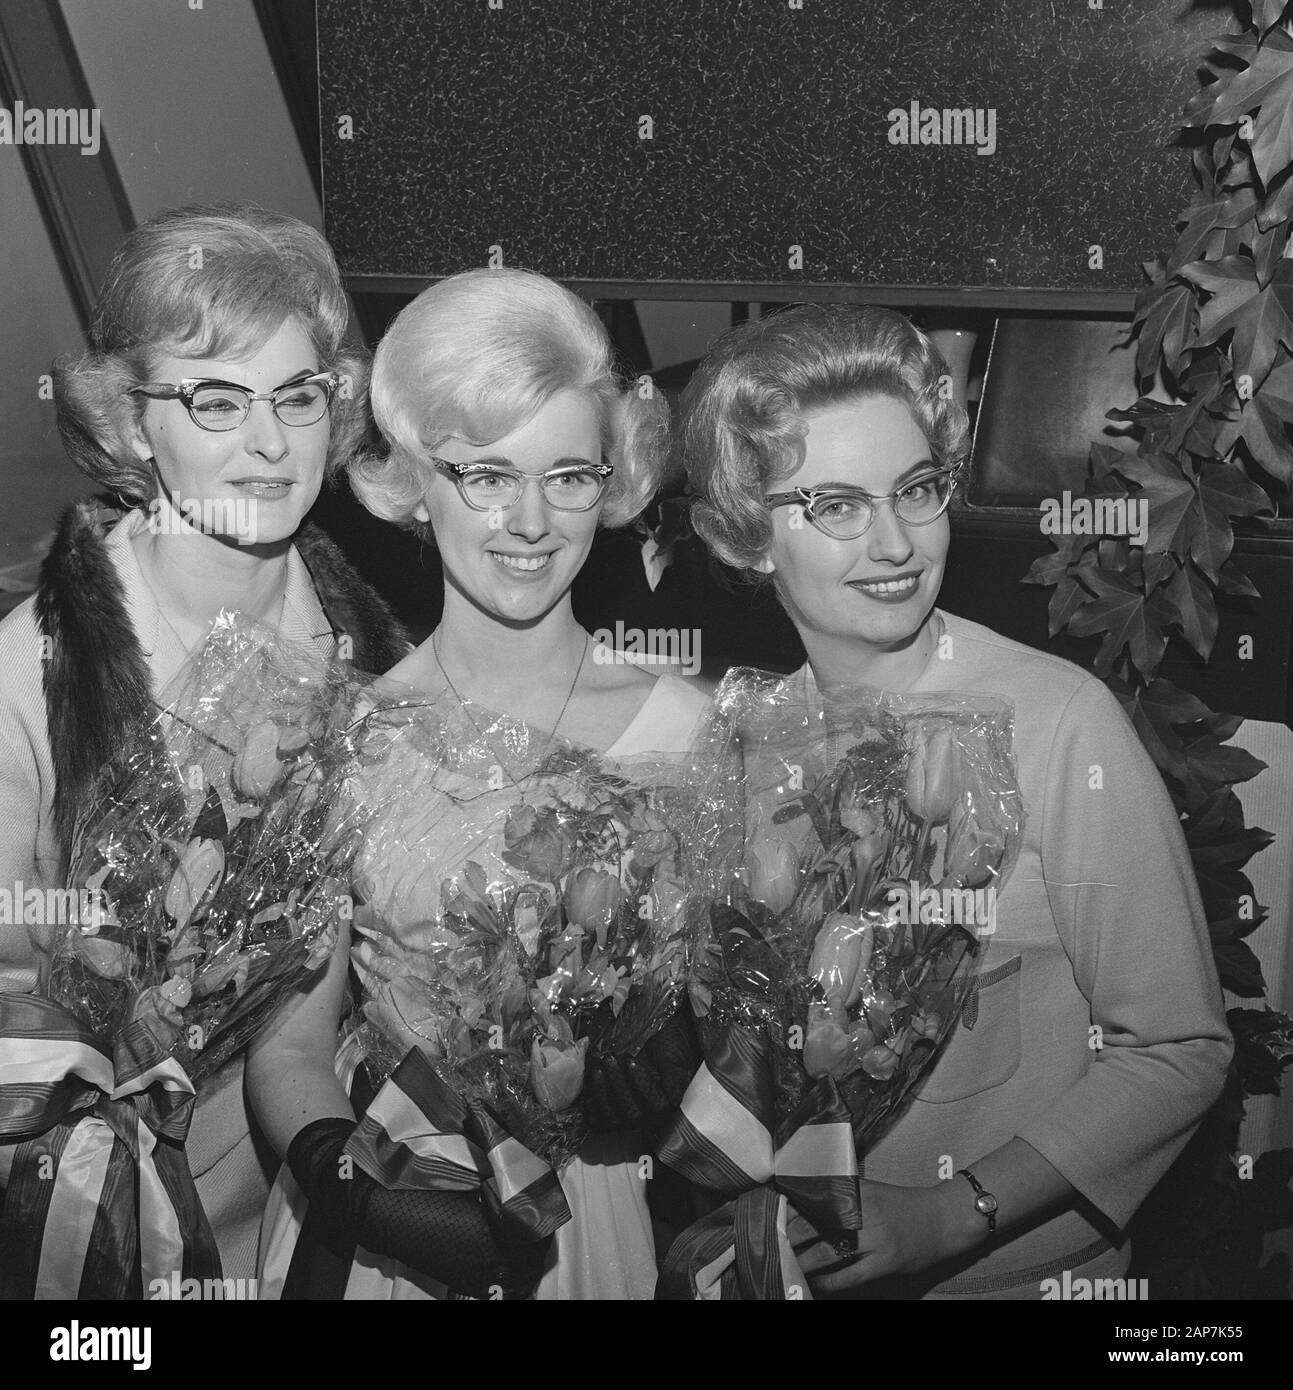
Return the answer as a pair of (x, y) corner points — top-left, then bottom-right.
(53, 202), (367, 505)
(349, 268), (669, 534)
(683, 303), (969, 575)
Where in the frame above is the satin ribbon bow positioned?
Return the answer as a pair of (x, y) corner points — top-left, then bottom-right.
(0, 992), (220, 1299)
(656, 1024), (862, 1300)
(344, 1045), (572, 1245)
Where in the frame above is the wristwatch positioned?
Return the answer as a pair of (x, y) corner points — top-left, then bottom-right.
(957, 1166), (998, 1239)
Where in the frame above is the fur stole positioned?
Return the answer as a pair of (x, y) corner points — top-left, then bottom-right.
(35, 499), (409, 855)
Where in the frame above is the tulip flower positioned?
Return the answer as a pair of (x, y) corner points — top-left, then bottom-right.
(906, 722), (959, 824)
(71, 933), (134, 980)
(159, 974), (192, 1008)
(164, 838), (225, 931)
(503, 807), (576, 881)
(513, 883), (554, 955)
(910, 1008), (942, 1041)
(233, 719), (288, 799)
(629, 828), (677, 875)
(530, 1034), (589, 1111)
(808, 911), (874, 1010)
(745, 836), (800, 914)
(941, 800), (1004, 891)
(864, 986), (897, 1034)
(803, 999), (856, 1079)
(562, 868), (624, 950)
(860, 1043), (901, 1081)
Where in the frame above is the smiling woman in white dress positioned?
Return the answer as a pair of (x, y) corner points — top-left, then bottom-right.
(248, 268), (711, 1299)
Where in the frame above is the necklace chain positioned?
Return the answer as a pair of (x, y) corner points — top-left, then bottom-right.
(431, 631), (591, 799)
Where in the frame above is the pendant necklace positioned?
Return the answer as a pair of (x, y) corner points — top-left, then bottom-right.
(431, 630), (591, 801)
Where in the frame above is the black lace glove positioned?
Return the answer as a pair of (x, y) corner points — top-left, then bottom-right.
(581, 1006), (704, 1132)
(287, 1118), (550, 1299)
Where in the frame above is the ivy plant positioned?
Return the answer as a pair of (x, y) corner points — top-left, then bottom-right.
(1024, 0), (1293, 1297)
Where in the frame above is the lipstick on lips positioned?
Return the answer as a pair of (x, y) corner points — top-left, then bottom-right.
(847, 570), (922, 602)
(230, 477), (294, 498)
(488, 549), (555, 573)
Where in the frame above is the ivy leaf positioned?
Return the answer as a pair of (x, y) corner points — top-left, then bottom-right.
(1047, 571), (1096, 638)
(1229, 1007), (1293, 1096)
(1213, 937), (1268, 997)
(1185, 40), (1293, 186)
(1252, 1), (1293, 36)
(1168, 189), (1258, 277)
(1113, 453), (1197, 554)
(1250, 218), (1288, 284)
(1236, 271), (1293, 389)
(1190, 460), (1277, 578)
(1238, 356), (1293, 483)
(1022, 545), (1074, 589)
(1107, 396), (1181, 453)
(1136, 282), (1196, 384)
(1258, 164), (1293, 230)
(1217, 556), (1261, 597)
(1141, 676), (1215, 727)
(1187, 259), (1293, 390)
(1110, 677), (1192, 780)
(1181, 257), (1259, 347)
(1180, 728), (1270, 796)
(1142, 550), (1178, 591)
(1065, 569), (1175, 679)
(1207, 896), (1267, 943)
(1164, 557), (1220, 659)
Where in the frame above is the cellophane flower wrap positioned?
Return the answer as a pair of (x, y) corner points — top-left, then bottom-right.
(656, 667), (1025, 1300)
(342, 687), (731, 1175)
(48, 613), (372, 1078)
(0, 613), (374, 1298)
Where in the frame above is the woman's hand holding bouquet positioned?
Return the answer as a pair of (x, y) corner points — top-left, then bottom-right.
(0, 614), (375, 1297)
(656, 670), (1025, 1300)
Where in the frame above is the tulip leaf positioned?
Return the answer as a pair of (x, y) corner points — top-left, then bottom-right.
(191, 784), (229, 842)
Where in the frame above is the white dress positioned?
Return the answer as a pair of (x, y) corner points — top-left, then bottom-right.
(258, 670), (711, 1300)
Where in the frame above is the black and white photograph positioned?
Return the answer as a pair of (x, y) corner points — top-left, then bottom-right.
(0, 0), (1289, 1364)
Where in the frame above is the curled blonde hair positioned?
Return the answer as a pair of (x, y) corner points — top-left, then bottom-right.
(53, 202), (367, 505)
(349, 268), (668, 533)
(684, 304), (969, 574)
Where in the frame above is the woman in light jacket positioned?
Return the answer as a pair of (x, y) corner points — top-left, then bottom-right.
(679, 302), (1232, 1298)
(0, 202), (407, 1283)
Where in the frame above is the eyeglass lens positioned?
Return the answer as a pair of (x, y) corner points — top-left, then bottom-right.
(189, 380), (330, 431)
(458, 468), (605, 510)
(811, 473), (952, 537)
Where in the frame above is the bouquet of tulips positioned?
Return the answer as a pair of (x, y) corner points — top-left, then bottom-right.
(656, 668), (1024, 1299)
(0, 613), (376, 1298)
(344, 694), (726, 1172)
(46, 613), (371, 1081)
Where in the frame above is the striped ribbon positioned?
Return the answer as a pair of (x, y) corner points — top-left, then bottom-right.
(0, 993), (220, 1299)
(343, 1047), (571, 1244)
(656, 1025), (861, 1300)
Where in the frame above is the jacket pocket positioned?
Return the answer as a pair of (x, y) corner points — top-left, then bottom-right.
(912, 953), (1022, 1105)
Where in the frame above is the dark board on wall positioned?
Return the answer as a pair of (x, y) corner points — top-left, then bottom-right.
(317, 0), (1220, 306)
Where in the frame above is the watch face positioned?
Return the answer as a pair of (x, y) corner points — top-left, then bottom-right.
(976, 1194), (999, 1216)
